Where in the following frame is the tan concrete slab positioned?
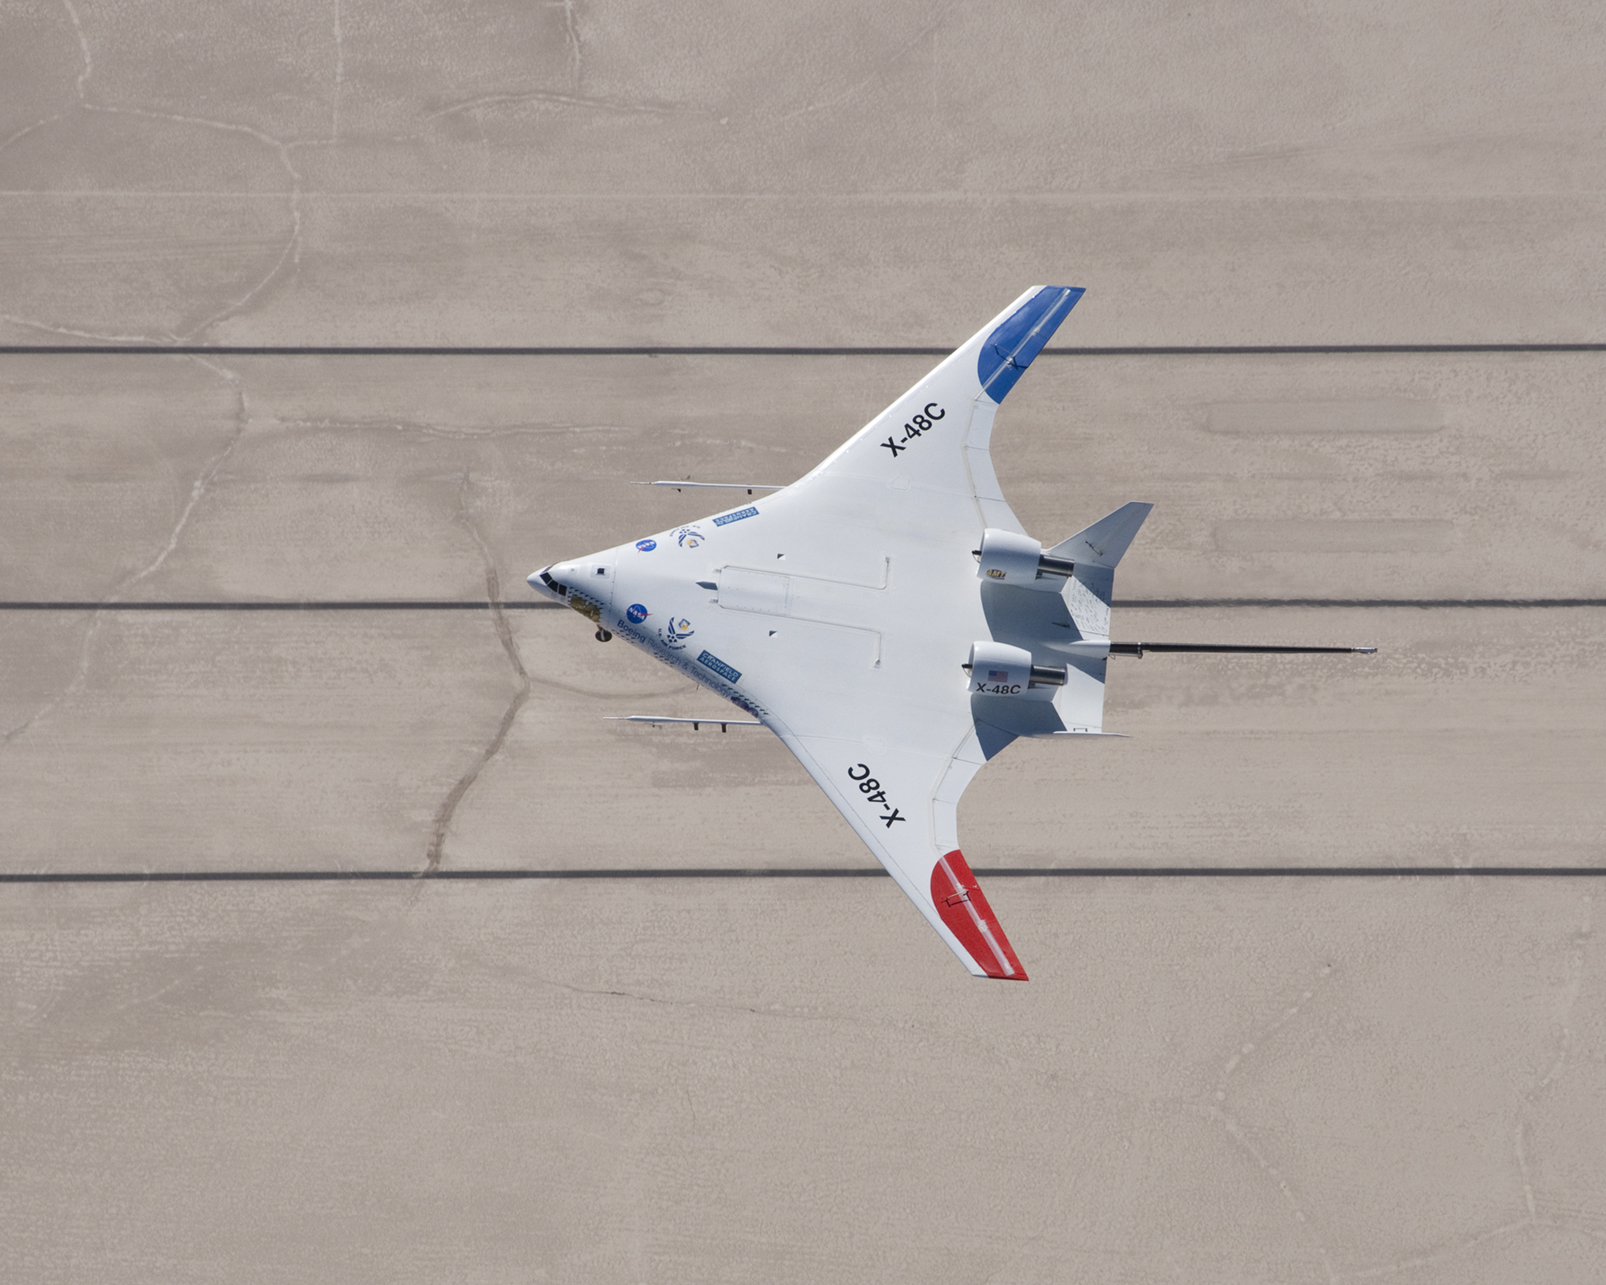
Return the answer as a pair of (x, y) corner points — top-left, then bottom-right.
(3, 603), (1600, 874)
(4, 352), (1605, 603)
(0, 609), (516, 871)
(1, 878), (1600, 1282)
(3, 3), (1604, 344)
(5, 192), (1603, 348)
(0, 355), (246, 601)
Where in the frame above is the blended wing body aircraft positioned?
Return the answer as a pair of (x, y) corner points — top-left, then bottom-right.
(530, 287), (1371, 979)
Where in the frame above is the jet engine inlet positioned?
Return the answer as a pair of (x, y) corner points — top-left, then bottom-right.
(974, 527), (1075, 588)
(963, 641), (1064, 694)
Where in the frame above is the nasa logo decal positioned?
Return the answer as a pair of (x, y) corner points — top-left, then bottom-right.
(635, 539), (657, 552)
(676, 526), (705, 548)
(625, 603), (649, 624)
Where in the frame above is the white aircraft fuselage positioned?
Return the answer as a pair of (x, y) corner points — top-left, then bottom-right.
(532, 528), (774, 722)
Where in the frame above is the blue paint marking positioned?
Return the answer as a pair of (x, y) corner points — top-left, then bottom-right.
(713, 506), (759, 527)
(636, 538), (657, 552)
(626, 603), (649, 624)
(976, 286), (1084, 404)
(696, 650), (742, 684)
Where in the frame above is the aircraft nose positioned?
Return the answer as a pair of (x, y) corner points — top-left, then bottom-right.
(528, 565), (569, 601)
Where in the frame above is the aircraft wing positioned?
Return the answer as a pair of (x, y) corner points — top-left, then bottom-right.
(768, 719), (1027, 979)
(787, 284), (1085, 538)
(690, 286), (1087, 977)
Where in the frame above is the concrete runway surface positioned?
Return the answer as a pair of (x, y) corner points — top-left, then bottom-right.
(3, 3), (1603, 1282)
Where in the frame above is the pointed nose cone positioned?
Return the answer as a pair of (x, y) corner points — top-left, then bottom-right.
(544, 557), (615, 608)
(528, 558), (615, 607)
(528, 566), (568, 602)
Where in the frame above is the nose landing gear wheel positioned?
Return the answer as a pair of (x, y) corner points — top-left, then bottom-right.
(595, 628), (612, 642)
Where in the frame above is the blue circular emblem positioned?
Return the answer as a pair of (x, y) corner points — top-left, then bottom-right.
(635, 538), (657, 552)
(625, 603), (649, 624)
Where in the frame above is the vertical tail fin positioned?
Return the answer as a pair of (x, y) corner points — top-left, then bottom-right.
(1048, 502), (1153, 568)
(1052, 502), (1152, 641)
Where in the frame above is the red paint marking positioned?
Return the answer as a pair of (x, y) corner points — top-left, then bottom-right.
(931, 850), (1027, 980)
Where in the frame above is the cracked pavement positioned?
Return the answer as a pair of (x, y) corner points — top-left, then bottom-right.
(3, 2), (1605, 1282)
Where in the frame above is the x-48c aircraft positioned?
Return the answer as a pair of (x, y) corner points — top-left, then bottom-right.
(530, 287), (1372, 979)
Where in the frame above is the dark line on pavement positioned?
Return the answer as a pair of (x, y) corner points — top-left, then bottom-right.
(0, 600), (566, 611)
(2, 344), (1604, 357)
(3, 866), (1601, 884)
(2, 598), (1601, 612)
(1115, 598), (1606, 609)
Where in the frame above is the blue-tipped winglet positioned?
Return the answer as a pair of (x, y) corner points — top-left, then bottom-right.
(977, 286), (1084, 404)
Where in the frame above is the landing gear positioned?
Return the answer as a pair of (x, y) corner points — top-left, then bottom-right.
(595, 628), (613, 642)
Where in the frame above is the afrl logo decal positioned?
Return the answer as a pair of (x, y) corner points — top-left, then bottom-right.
(676, 526), (705, 548)
(625, 603), (649, 624)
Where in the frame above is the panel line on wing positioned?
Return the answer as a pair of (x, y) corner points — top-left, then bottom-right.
(716, 560), (892, 665)
(721, 558), (891, 594)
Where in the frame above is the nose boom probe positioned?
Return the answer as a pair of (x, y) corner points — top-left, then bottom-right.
(1109, 643), (1377, 657)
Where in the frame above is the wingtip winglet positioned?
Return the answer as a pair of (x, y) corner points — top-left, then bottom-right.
(932, 850), (1029, 980)
(976, 286), (1085, 406)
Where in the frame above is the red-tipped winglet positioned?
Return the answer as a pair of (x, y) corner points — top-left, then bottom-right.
(931, 851), (1028, 980)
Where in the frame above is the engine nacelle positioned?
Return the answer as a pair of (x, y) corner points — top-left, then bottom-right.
(975, 527), (1076, 590)
(964, 641), (1067, 698)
